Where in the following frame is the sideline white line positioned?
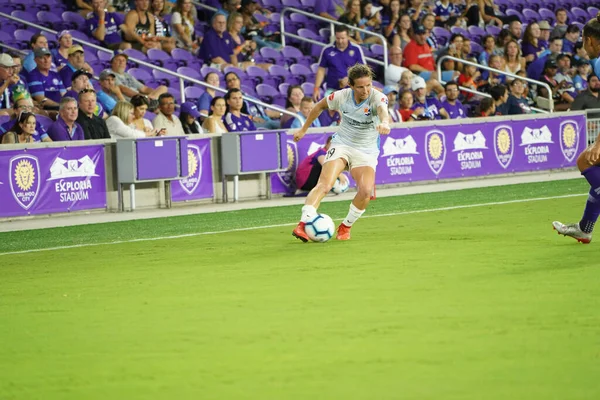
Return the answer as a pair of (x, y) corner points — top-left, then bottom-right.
(0, 193), (586, 256)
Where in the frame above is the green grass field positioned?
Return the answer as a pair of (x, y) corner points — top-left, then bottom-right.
(1, 179), (599, 399)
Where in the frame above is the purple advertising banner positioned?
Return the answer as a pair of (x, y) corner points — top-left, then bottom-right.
(0, 145), (106, 217)
(269, 114), (586, 194)
(170, 137), (214, 202)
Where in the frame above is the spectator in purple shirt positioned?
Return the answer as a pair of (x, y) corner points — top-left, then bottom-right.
(521, 22), (543, 64)
(59, 45), (93, 90)
(199, 12), (238, 70)
(314, 25), (366, 101)
(441, 81), (466, 119)
(314, 0), (343, 21)
(27, 47), (67, 110)
(0, 53), (18, 112)
(86, 0), (132, 51)
(223, 88), (256, 131)
(562, 24), (581, 55)
(410, 75), (449, 119)
(47, 97), (85, 141)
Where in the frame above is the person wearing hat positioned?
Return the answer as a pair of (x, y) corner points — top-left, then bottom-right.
(86, 0), (132, 51)
(108, 52), (167, 103)
(573, 59), (591, 93)
(97, 69), (122, 114)
(23, 33), (56, 73)
(65, 69), (107, 118)
(179, 101), (204, 134)
(52, 31), (74, 70)
(538, 20), (552, 50)
(59, 45), (93, 89)
(0, 53), (17, 111)
(410, 75), (448, 120)
(313, 25), (366, 101)
(402, 24), (436, 82)
(537, 58), (573, 111)
(383, 86), (401, 123)
(27, 47), (66, 110)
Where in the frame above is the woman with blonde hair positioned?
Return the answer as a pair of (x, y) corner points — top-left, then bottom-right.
(171, 0), (200, 51)
(107, 101), (163, 138)
(503, 39), (525, 82)
(227, 12), (271, 71)
(201, 97), (227, 134)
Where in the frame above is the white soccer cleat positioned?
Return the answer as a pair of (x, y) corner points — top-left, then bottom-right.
(552, 221), (592, 244)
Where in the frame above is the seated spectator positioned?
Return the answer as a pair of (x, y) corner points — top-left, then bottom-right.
(76, 89), (111, 140)
(402, 25), (436, 81)
(526, 38), (563, 81)
(506, 78), (532, 115)
(573, 42), (589, 63)
(76, 0), (94, 17)
(124, 0), (167, 53)
(338, 0), (363, 44)
(438, 33), (466, 72)
(107, 101), (160, 138)
(503, 40), (525, 82)
(223, 88), (256, 131)
(570, 73), (600, 111)
(199, 13), (239, 71)
(521, 22), (544, 64)
(197, 72), (220, 119)
(441, 81), (466, 119)
(9, 53), (29, 96)
(478, 54), (505, 94)
(0, 97), (51, 142)
(238, 0), (280, 51)
(384, 46), (409, 87)
(358, 1), (382, 45)
(109, 52), (168, 103)
(491, 84), (509, 115)
(23, 33), (56, 73)
(494, 29), (512, 57)
(397, 70), (415, 97)
(381, 0), (401, 47)
(65, 69), (107, 118)
(0, 54), (18, 113)
(130, 94), (154, 133)
(202, 96), (228, 133)
(478, 97), (496, 117)
(434, 0), (461, 28)
(508, 20), (522, 41)
(407, 0), (430, 25)
(279, 85), (304, 128)
(28, 48), (67, 110)
(538, 21), (551, 49)
(151, 0), (176, 52)
(153, 93), (186, 136)
(422, 14), (441, 53)
(171, 0), (201, 51)
(59, 45), (94, 89)
(398, 90), (418, 122)
(314, 0), (344, 21)
(47, 97), (85, 141)
(383, 86), (402, 123)
(555, 53), (577, 94)
(397, 14), (413, 50)
(289, 97), (321, 129)
(410, 76), (448, 119)
(52, 31), (74, 70)
(228, 12), (271, 71)
(562, 25), (581, 55)
(97, 70), (122, 114)
(179, 102), (204, 134)
(478, 35), (495, 67)
(87, 0), (132, 51)
(314, 25), (366, 100)
(457, 57), (480, 102)
(224, 71), (280, 129)
(295, 136), (348, 192)
(318, 108), (341, 127)
(573, 59), (591, 93)
(1, 112), (38, 144)
(550, 8), (569, 40)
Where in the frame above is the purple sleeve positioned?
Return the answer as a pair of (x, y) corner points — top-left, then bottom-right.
(521, 43), (536, 57)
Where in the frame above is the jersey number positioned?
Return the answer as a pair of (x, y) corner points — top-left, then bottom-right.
(325, 148), (335, 160)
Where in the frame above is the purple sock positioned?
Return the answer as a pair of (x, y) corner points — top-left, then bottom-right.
(582, 166), (600, 197)
(580, 189), (600, 234)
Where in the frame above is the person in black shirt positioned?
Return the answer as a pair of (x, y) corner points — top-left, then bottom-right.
(76, 89), (110, 140)
(570, 73), (600, 111)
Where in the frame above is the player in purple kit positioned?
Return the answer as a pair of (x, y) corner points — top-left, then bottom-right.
(313, 25), (366, 101)
(223, 88), (256, 132)
(410, 76), (448, 120)
(441, 81), (466, 119)
(292, 64), (391, 242)
(27, 48), (67, 109)
(553, 13), (600, 243)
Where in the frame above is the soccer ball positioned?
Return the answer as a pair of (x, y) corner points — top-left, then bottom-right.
(305, 214), (336, 242)
(331, 175), (349, 194)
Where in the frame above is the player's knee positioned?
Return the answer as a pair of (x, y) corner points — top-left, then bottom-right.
(316, 181), (334, 194)
(356, 185), (373, 199)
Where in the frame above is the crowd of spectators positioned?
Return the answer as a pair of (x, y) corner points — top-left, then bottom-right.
(1, 0), (599, 145)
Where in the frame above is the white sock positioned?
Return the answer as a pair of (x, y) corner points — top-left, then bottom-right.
(301, 205), (317, 223)
(342, 203), (365, 227)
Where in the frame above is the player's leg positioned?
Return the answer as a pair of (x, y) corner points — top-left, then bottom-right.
(337, 165), (375, 241)
(293, 157), (347, 242)
(553, 148), (600, 243)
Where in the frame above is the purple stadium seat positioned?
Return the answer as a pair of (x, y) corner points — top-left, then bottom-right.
(279, 83), (290, 95)
(282, 0), (302, 8)
(538, 8), (556, 24)
(62, 11), (85, 30)
(97, 50), (113, 61)
(241, 84), (257, 97)
(11, 10), (38, 23)
(184, 85), (205, 102)
(522, 9), (541, 24)
(297, 28), (323, 58)
(9, 0), (29, 11)
(290, 63), (314, 83)
(259, 47), (284, 65)
(246, 65), (278, 87)
(200, 65), (220, 77)
(0, 4), (18, 14)
(13, 29), (34, 42)
(34, 114), (54, 130)
(128, 67), (158, 87)
(269, 64), (302, 85)
(261, 0), (282, 12)
(318, 28), (331, 42)
(88, 60), (107, 75)
(147, 48), (178, 71)
(370, 44), (384, 60)
(467, 25), (486, 42)
(124, 48), (148, 61)
(589, 7), (599, 17)
(310, 63), (319, 74)
(505, 9), (523, 20)
(223, 65), (247, 80)
(301, 82), (317, 97)
(450, 26), (468, 37)
(299, 0), (315, 12)
(170, 87), (182, 103)
(0, 31), (13, 43)
(469, 42), (483, 57)
(485, 25), (501, 36)
(571, 7), (589, 23)
(153, 69), (179, 87)
(281, 45), (312, 66)
(256, 83), (280, 103)
(37, 11), (65, 30)
(177, 66), (203, 84)
(171, 47), (201, 69)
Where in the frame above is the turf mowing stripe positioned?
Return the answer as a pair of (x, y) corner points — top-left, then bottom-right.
(0, 193), (586, 256)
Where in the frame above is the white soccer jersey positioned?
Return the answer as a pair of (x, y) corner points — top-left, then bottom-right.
(326, 88), (388, 155)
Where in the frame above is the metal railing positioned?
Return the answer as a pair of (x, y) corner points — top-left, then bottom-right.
(0, 11), (301, 124)
(279, 8), (388, 67)
(436, 55), (554, 113)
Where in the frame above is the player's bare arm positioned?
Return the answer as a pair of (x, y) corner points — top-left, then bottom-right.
(376, 104), (391, 135)
(293, 98), (329, 142)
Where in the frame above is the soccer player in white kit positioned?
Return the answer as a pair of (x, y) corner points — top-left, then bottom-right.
(292, 64), (391, 241)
